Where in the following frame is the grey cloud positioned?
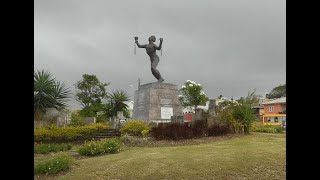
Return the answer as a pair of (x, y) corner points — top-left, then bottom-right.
(35, 0), (285, 109)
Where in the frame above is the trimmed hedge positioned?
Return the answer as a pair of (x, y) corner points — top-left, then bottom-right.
(34, 123), (110, 142)
(151, 120), (233, 140)
(120, 120), (151, 136)
(207, 123), (231, 136)
(151, 123), (193, 140)
(151, 121), (208, 141)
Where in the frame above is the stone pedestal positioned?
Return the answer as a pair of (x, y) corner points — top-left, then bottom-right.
(195, 109), (204, 121)
(133, 82), (183, 123)
(208, 99), (217, 117)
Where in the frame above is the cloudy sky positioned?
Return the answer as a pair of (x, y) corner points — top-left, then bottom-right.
(34, 0), (286, 109)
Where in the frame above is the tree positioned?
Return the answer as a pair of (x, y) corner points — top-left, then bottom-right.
(237, 89), (261, 105)
(266, 83), (286, 99)
(104, 90), (130, 118)
(34, 70), (70, 121)
(75, 74), (110, 117)
(215, 100), (242, 133)
(179, 80), (209, 119)
(233, 91), (258, 134)
(215, 90), (258, 134)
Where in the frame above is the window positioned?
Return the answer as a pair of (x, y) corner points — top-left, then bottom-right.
(277, 117), (283, 123)
(269, 106), (274, 112)
(265, 117), (271, 122)
(270, 117), (274, 122)
(265, 117), (274, 122)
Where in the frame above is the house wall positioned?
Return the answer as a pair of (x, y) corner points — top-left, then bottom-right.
(259, 108), (264, 115)
(279, 104), (286, 112)
(264, 104), (282, 114)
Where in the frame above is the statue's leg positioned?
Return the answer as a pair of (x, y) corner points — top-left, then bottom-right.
(151, 58), (164, 82)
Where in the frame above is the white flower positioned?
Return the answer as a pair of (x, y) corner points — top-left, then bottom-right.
(197, 84), (201, 86)
(200, 91), (205, 95)
(181, 85), (186, 88)
(186, 80), (196, 84)
(178, 95), (183, 97)
(189, 84), (193, 87)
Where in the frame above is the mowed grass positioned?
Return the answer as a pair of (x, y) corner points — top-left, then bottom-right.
(35, 133), (286, 180)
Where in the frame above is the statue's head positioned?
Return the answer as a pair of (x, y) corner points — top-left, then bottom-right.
(148, 35), (156, 42)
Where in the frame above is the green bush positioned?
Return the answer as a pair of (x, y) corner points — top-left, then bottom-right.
(96, 114), (109, 123)
(34, 123), (110, 142)
(251, 122), (282, 133)
(34, 143), (72, 154)
(232, 103), (256, 134)
(215, 91), (260, 134)
(120, 120), (151, 136)
(78, 138), (121, 156)
(141, 129), (150, 137)
(70, 111), (85, 125)
(34, 154), (72, 174)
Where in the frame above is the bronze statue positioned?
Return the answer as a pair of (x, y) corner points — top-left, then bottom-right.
(135, 36), (164, 82)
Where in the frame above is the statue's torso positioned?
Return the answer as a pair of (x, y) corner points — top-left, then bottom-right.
(145, 44), (157, 58)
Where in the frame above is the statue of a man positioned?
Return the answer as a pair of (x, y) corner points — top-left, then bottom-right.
(135, 36), (164, 82)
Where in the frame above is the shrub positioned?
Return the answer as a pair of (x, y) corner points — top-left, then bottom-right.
(120, 120), (150, 136)
(251, 122), (283, 133)
(215, 102), (244, 133)
(151, 120), (213, 140)
(207, 123), (232, 136)
(274, 125), (283, 133)
(34, 154), (72, 174)
(232, 103), (256, 134)
(141, 129), (150, 137)
(147, 121), (158, 128)
(78, 138), (121, 156)
(150, 119), (235, 140)
(34, 143), (72, 154)
(34, 123), (110, 143)
(191, 120), (207, 137)
(151, 123), (194, 140)
(96, 114), (109, 123)
(70, 111), (85, 125)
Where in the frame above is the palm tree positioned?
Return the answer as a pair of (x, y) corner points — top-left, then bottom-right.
(34, 70), (70, 121)
(105, 90), (130, 118)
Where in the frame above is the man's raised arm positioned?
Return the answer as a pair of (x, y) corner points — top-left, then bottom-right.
(156, 38), (163, 50)
(135, 41), (146, 48)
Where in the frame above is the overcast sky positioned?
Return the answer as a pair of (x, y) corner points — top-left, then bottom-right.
(34, 0), (286, 109)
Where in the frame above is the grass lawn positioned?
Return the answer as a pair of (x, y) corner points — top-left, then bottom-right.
(34, 133), (286, 179)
